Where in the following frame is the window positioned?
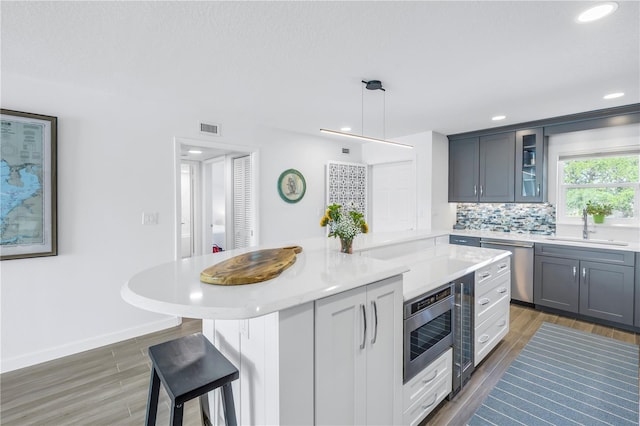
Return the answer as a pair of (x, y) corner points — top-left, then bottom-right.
(558, 152), (640, 223)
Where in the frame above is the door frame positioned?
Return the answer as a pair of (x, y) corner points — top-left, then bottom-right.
(173, 137), (260, 260)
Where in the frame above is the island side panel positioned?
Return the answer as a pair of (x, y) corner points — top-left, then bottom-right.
(277, 301), (315, 425)
(202, 302), (315, 426)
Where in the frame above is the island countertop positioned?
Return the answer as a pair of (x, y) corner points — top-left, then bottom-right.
(122, 237), (410, 320)
(122, 231), (511, 319)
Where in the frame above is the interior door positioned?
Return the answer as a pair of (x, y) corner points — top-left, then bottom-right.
(204, 157), (226, 253)
(233, 155), (255, 249)
(180, 162), (195, 258)
(371, 161), (416, 232)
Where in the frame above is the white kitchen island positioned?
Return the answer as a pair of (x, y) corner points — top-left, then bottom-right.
(122, 231), (511, 425)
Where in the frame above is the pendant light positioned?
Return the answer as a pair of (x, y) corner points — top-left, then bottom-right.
(320, 80), (413, 149)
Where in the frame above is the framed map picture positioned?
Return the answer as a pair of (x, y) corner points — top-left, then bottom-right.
(1, 109), (57, 260)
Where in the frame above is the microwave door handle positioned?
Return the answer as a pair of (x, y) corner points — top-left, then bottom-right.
(360, 304), (367, 350)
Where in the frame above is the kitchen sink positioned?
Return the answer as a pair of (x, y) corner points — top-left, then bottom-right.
(545, 236), (629, 246)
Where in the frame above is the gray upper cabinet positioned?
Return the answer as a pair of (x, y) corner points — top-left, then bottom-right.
(515, 128), (546, 202)
(448, 137), (479, 202)
(448, 133), (514, 202)
(479, 132), (515, 202)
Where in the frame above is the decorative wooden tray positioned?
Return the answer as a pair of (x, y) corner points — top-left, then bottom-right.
(200, 246), (303, 285)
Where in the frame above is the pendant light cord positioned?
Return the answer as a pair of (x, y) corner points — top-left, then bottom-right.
(383, 90), (386, 140)
(361, 83), (364, 137)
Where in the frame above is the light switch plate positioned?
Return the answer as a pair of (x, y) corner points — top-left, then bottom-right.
(142, 212), (159, 225)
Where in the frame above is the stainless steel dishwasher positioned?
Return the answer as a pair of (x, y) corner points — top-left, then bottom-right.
(480, 239), (534, 304)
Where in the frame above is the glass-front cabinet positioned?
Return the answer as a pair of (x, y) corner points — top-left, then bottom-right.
(515, 128), (546, 202)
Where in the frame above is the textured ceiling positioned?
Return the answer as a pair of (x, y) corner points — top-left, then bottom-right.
(2, 1), (639, 138)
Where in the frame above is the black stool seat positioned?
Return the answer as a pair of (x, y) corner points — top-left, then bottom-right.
(145, 333), (239, 426)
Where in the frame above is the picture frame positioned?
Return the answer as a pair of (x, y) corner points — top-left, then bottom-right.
(277, 169), (306, 203)
(1, 109), (58, 260)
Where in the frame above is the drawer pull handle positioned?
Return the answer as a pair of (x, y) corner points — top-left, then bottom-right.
(478, 334), (490, 344)
(422, 369), (438, 384)
(498, 263), (508, 269)
(422, 393), (438, 410)
(479, 298), (490, 306)
(480, 272), (491, 279)
(498, 319), (507, 327)
(497, 287), (507, 294)
(360, 304), (367, 350)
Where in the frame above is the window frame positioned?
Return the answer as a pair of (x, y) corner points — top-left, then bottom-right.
(557, 150), (640, 226)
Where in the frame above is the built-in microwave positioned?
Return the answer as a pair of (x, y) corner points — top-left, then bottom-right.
(403, 283), (454, 383)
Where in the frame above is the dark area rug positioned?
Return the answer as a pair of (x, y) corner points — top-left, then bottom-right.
(468, 322), (639, 425)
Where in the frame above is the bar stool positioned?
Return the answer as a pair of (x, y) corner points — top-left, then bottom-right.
(145, 333), (239, 426)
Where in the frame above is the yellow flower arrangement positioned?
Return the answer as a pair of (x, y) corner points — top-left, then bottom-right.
(320, 203), (368, 253)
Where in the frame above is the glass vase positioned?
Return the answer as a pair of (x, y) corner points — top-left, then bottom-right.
(340, 238), (353, 254)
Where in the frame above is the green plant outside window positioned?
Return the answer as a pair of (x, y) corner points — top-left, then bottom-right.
(561, 155), (639, 219)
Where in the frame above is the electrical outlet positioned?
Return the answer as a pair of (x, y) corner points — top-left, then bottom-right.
(142, 212), (159, 225)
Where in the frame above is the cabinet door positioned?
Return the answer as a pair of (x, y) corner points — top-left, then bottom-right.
(365, 278), (402, 426)
(580, 261), (635, 325)
(635, 253), (640, 328)
(448, 137), (479, 202)
(315, 286), (367, 425)
(479, 132), (515, 202)
(515, 128), (545, 202)
(534, 255), (579, 313)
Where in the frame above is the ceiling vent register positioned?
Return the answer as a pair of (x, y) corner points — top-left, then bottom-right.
(200, 122), (221, 136)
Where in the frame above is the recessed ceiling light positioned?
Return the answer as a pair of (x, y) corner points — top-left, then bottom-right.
(340, 126), (352, 132)
(188, 149), (203, 154)
(492, 115), (506, 121)
(577, 2), (618, 23)
(603, 92), (624, 99)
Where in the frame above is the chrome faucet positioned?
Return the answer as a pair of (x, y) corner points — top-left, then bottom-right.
(582, 208), (595, 239)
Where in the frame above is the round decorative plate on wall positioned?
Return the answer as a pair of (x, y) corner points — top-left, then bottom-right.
(277, 169), (306, 203)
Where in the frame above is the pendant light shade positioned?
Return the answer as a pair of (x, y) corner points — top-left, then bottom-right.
(319, 129), (413, 148)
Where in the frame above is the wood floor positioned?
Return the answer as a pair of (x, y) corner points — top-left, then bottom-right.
(1, 306), (638, 425)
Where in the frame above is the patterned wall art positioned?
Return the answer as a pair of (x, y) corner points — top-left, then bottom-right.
(455, 202), (556, 235)
(326, 161), (368, 218)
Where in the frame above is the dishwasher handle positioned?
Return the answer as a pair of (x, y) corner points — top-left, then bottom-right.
(480, 240), (534, 249)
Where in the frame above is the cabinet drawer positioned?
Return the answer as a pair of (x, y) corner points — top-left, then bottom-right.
(476, 274), (510, 326)
(402, 373), (451, 426)
(403, 348), (452, 411)
(476, 269), (510, 300)
(535, 244), (634, 266)
(474, 298), (510, 366)
(475, 260), (510, 291)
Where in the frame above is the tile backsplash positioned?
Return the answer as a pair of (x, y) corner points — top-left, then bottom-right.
(455, 203), (556, 235)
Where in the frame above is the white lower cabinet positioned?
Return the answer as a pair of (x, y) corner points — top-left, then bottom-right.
(315, 276), (403, 425)
(474, 259), (511, 366)
(204, 275), (403, 426)
(403, 348), (452, 426)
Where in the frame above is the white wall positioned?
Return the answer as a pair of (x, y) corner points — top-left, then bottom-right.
(548, 123), (640, 242)
(0, 73), (362, 372)
(362, 131), (454, 232)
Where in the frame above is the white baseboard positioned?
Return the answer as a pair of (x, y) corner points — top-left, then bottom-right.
(0, 316), (181, 373)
